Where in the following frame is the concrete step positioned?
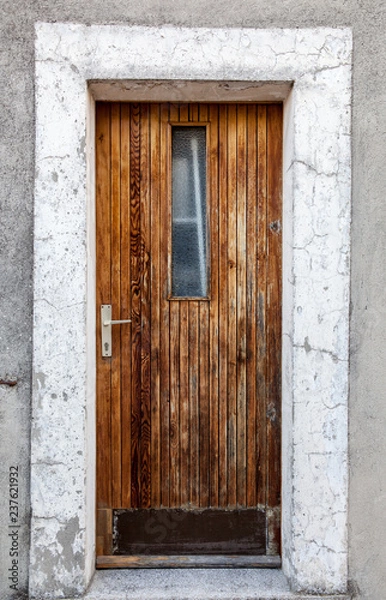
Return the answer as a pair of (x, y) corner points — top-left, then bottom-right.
(62, 569), (351, 600)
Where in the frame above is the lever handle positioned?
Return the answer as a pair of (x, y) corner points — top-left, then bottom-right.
(101, 305), (131, 357)
(104, 318), (132, 326)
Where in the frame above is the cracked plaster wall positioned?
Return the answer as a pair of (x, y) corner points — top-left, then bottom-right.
(0, 2), (385, 600)
(29, 24), (350, 599)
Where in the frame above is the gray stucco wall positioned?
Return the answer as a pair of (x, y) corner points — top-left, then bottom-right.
(0, 1), (385, 599)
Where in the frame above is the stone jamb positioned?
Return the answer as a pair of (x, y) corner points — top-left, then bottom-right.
(31, 24), (352, 598)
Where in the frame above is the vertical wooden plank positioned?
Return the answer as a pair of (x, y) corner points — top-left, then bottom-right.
(189, 103), (199, 122)
(169, 300), (180, 507)
(179, 103), (189, 122)
(169, 103), (179, 123)
(209, 104), (219, 508)
(198, 103), (208, 122)
(110, 103), (122, 508)
(236, 104), (247, 507)
(139, 104), (152, 508)
(120, 103), (132, 508)
(96, 509), (113, 556)
(168, 102), (180, 508)
(130, 103), (142, 508)
(246, 104), (258, 507)
(266, 104), (282, 553)
(96, 103), (112, 508)
(198, 103), (210, 507)
(160, 103), (171, 507)
(179, 301), (190, 506)
(227, 104), (237, 508)
(256, 105), (268, 511)
(218, 104), (229, 508)
(189, 301), (200, 507)
(150, 103), (161, 508)
(199, 301), (210, 507)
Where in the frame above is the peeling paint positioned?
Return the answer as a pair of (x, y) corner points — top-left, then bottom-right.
(31, 24), (351, 598)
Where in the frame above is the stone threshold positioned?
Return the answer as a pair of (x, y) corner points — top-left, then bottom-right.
(62, 569), (351, 600)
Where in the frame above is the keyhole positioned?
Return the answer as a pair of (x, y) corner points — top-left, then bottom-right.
(104, 342), (109, 355)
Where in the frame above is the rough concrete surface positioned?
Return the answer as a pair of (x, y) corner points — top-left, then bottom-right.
(31, 23), (351, 598)
(0, 1), (386, 599)
(64, 569), (351, 600)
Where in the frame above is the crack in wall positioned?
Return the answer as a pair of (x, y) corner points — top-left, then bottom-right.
(31, 24), (351, 598)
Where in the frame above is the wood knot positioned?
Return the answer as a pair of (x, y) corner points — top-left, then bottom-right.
(266, 402), (277, 422)
(269, 220), (281, 234)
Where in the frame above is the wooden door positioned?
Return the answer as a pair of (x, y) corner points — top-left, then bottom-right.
(96, 102), (282, 567)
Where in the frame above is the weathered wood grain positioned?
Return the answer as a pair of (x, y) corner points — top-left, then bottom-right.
(96, 101), (282, 560)
(266, 104), (282, 553)
(149, 103), (161, 508)
(236, 104), (248, 507)
(227, 104), (238, 508)
(179, 300), (190, 506)
(199, 300), (210, 507)
(190, 103), (199, 122)
(97, 554), (281, 569)
(218, 104), (229, 508)
(96, 509), (112, 556)
(111, 103), (122, 508)
(246, 104), (258, 507)
(256, 105), (268, 510)
(139, 104), (151, 508)
(96, 103), (112, 508)
(159, 103), (171, 508)
(169, 299), (181, 507)
(198, 103), (211, 509)
(209, 104), (220, 508)
(120, 102), (132, 509)
(129, 103), (142, 509)
(179, 103), (189, 122)
(189, 301), (200, 507)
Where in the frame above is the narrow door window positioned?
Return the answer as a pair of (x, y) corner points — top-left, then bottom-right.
(171, 126), (207, 297)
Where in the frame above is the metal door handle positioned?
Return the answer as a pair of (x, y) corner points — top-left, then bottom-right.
(101, 304), (131, 357)
(104, 318), (132, 326)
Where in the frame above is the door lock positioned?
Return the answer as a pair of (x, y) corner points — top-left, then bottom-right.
(101, 305), (131, 357)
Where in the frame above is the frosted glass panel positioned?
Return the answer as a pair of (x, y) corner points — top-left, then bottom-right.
(172, 127), (207, 297)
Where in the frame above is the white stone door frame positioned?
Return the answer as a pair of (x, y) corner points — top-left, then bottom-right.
(31, 24), (352, 598)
